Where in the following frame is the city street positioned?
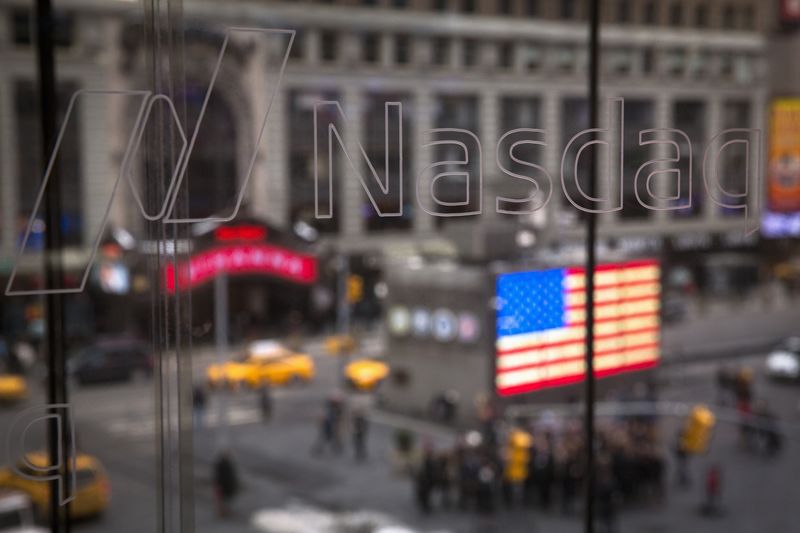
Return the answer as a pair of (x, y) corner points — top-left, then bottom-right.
(1, 330), (799, 533)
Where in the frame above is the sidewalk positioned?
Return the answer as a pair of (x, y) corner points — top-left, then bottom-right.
(662, 294), (800, 362)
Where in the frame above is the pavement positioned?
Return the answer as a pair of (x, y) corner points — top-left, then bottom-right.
(1, 297), (799, 533)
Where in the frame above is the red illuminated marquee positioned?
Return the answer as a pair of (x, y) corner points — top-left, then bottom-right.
(164, 244), (317, 292)
(214, 225), (268, 242)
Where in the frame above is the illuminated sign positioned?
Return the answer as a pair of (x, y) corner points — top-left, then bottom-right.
(214, 225), (268, 242)
(163, 244), (317, 293)
(764, 98), (800, 237)
(389, 305), (481, 344)
(495, 259), (660, 397)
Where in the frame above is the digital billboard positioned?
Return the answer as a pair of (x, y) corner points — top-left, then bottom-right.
(495, 260), (661, 396)
(763, 98), (800, 237)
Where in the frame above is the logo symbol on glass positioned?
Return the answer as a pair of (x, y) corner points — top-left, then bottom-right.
(7, 25), (764, 298)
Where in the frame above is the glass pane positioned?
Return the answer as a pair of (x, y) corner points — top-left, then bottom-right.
(2, 1), (798, 533)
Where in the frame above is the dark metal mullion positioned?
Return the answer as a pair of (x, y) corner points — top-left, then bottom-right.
(584, 2), (601, 533)
(33, 1), (69, 532)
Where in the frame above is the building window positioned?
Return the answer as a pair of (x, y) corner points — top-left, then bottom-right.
(433, 0), (448, 11)
(669, 1), (682, 26)
(621, 100), (655, 220)
(500, 0), (513, 15)
(742, 5), (755, 30)
(561, 0), (576, 19)
(12, 9), (31, 45)
(617, 0), (631, 23)
(363, 93), (414, 232)
(363, 0), (379, 6)
(554, 45), (577, 73)
(498, 41), (515, 69)
(289, 90), (341, 234)
(722, 4), (736, 29)
(395, 34), (411, 65)
(608, 47), (634, 76)
(392, 0), (409, 8)
(695, 5), (708, 28)
(526, 0), (538, 17)
(463, 39), (478, 67)
(362, 33), (380, 64)
(289, 29), (305, 61)
(720, 53), (734, 78)
(320, 31), (338, 62)
(12, 8), (75, 47)
(665, 47), (686, 77)
(432, 37), (450, 66)
(499, 97), (543, 216)
(688, 49), (711, 79)
(560, 97), (589, 220)
(15, 81), (84, 246)
(643, 0), (657, 24)
(671, 100), (706, 219)
(521, 42), (542, 71)
(462, 0), (476, 13)
(734, 55), (754, 84)
(433, 95), (480, 226)
(183, 83), (240, 220)
(720, 100), (751, 217)
(642, 47), (655, 74)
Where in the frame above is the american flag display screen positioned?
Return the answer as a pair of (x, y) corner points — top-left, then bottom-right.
(495, 260), (660, 396)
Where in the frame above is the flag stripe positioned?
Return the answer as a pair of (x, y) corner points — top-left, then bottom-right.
(495, 259), (661, 396)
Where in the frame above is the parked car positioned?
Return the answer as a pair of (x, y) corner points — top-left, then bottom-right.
(0, 340), (27, 404)
(68, 339), (153, 385)
(766, 337), (800, 382)
(0, 491), (46, 532)
(0, 453), (110, 520)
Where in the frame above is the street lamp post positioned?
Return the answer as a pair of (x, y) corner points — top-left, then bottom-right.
(336, 253), (351, 386)
(214, 272), (230, 447)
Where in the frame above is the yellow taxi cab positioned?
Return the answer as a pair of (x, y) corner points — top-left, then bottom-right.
(0, 339), (28, 404)
(0, 374), (27, 403)
(206, 340), (315, 389)
(0, 452), (110, 520)
(344, 358), (390, 391)
(324, 334), (356, 356)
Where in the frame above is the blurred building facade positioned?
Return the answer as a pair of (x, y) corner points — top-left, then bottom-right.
(0, 0), (774, 255)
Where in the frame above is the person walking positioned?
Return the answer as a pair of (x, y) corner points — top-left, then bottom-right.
(193, 384), (207, 430)
(213, 450), (239, 517)
(702, 463), (721, 516)
(259, 385), (272, 423)
(352, 409), (369, 461)
(415, 443), (437, 514)
(312, 412), (337, 456)
(596, 467), (619, 533)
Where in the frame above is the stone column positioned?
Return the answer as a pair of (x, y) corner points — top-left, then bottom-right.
(341, 84), (365, 237)
(413, 89), (435, 235)
(479, 89), (499, 221)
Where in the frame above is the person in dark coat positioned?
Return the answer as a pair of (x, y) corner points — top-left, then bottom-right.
(259, 385), (273, 423)
(596, 467), (619, 533)
(193, 385), (207, 429)
(213, 450), (239, 517)
(352, 410), (369, 461)
(475, 459), (497, 515)
(415, 444), (437, 514)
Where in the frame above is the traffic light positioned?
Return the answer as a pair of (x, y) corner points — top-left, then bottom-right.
(347, 274), (364, 303)
(681, 404), (716, 454)
(504, 428), (532, 483)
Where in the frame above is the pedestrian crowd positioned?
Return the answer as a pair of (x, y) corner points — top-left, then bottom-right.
(311, 391), (370, 461)
(717, 366), (783, 456)
(412, 415), (666, 532)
